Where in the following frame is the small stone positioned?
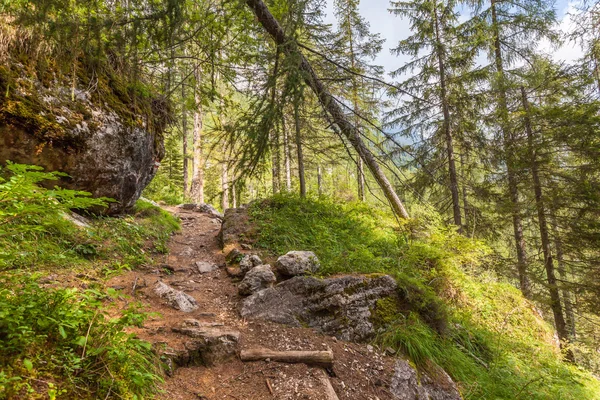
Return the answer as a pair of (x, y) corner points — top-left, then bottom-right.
(385, 347), (396, 356)
(239, 254), (263, 274)
(367, 345), (374, 353)
(195, 261), (218, 273)
(238, 265), (276, 296)
(154, 281), (198, 312)
(241, 243), (253, 250)
(275, 251), (320, 276)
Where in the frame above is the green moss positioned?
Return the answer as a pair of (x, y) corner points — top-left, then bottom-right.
(372, 296), (402, 328)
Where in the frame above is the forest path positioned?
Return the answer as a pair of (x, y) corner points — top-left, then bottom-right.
(108, 207), (395, 400)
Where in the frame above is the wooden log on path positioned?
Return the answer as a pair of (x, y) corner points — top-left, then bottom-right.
(239, 348), (334, 368)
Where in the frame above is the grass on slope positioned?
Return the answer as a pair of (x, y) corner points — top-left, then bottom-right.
(249, 194), (600, 400)
(0, 163), (180, 399)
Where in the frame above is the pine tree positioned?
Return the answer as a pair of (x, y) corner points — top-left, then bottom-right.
(388, 0), (481, 232)
(333, 0), (385, 202)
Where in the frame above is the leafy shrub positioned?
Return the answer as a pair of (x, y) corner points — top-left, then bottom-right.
(0, 162), (109, 270)
(0, 278), (161, 399)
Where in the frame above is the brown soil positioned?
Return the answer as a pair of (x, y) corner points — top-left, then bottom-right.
(107, 207), (400, 400)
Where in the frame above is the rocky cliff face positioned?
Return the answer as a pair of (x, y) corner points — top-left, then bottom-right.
(0, 62), (167, 214)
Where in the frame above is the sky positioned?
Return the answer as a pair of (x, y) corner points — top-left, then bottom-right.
(322, 0), (585, 79)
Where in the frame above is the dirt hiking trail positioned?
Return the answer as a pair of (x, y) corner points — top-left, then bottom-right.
(107, 206), (431, 400)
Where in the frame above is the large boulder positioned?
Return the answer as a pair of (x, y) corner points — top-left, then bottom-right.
(0, 63), (166, 215)
(241, 274), (398, 342)
(238, 265), (276, 296)
(219, 207), (255, 255)
(275, 251), (320, 276)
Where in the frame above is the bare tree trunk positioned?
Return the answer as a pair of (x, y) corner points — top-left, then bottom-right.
(521, 86), (574, 362)
(460, 151), (469, 229)
(317, 164), (323, 196)
(491, 1), (530, 298)
(357, 159), (365, 201)
(294, 100), (306, 198)
(271, 129), (281, 194)
(283, 114), (292, 191)
(245, 0), (409, 219)
(433, 3), (462, 232)
(221, 146), (229, 211)
(182, 72), (189, 198)
(190, 65), (204, 203)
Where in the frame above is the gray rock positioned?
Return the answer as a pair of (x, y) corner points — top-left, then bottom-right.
(0, 69), (165, 215)
(195, 261), (218, 273)
(153, 281), (198, 312)
(275, 251), (320, 276)
(390, 360), (461, 400)
(139, 197), (160, 207)
(238, 265), (276, 296)
(239, 254), (263, 274)
(177, 203), (223, 219)
(241, 274), (397, 342)
(167, 322), (240, 366)
(61, 212), (91, 228)
(219, 207), (254, 253)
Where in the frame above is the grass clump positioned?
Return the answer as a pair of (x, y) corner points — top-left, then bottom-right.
(249, 194), (600, 399)
(0, 162), (179, 271)
(249, 193), (406, 275)
(0, 163), (181, 398)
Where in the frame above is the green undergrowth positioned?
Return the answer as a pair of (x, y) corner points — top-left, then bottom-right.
(249, 194), (600, 399)
(0, 163), (180, 399)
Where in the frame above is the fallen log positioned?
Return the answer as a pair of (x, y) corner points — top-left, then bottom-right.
(244, 0), (410, 220)
(240, 348), (334, 368)
(318, 369), (340, 400)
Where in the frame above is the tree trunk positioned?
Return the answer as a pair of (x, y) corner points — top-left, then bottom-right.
(182, 72), (189, 198)
(294, 100), (306, 198)
(317, 164), (323, 196)
(245, 0), (409, 219)
(347, 18), (366, 203)
(232, 180), (237, 208)
(221, 144), (229, 211)
(554, 234), (576, 339)
(190, 65), (204, 203)
(240, 348), (333, 368)
(461, 151), (469, 230)
(357, 158), (365, 201)
(271, 129), (281, 194)
(521, 86), (574, 362)
(433, 2), (462, 233)
(283, 114), (292, 191)
(491, 0), (530, 298)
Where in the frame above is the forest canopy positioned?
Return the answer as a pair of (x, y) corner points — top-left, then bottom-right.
(1, 0), (600, 394)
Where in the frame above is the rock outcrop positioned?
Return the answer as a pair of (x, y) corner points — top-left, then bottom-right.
(239, 254), (263, 275)
(0, 63), (166, 214)
(238, 265), (277, 295)
(219, 207), (255, 255)
(154, 281), (198, 312)
(276, 251), (320, 276)
(241, 274), (398, 342)
(178, 203), (223, 220)
(390, 360), (462, 400)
